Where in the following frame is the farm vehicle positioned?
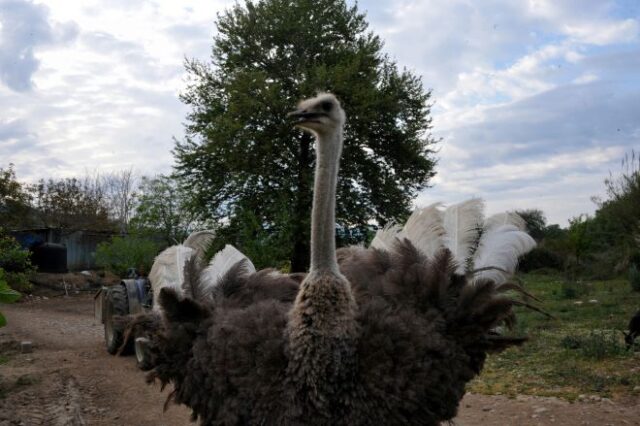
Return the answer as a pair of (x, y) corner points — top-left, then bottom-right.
(94, 270), (153, 370)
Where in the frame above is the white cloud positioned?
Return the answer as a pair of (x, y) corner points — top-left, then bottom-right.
(1, 0), (639, 227)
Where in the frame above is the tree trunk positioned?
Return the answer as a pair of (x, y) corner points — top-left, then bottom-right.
(290, 134), (313, 273)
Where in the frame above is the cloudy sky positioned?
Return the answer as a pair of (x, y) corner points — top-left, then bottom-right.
(1, 0), (638, 225)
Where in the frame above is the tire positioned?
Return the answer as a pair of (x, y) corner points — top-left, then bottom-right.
(104, 285), (132, 355)
(134, 336), (153, 371)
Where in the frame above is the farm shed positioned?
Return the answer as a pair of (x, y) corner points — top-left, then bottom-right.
(10, 228), (115, 271)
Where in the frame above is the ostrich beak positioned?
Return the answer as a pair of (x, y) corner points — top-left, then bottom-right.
(288, 109), (323, 125)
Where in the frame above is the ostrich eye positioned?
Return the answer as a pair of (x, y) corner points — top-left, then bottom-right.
(320, 100), (333, 112)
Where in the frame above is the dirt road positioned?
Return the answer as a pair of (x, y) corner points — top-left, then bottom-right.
(1, 294), (638, 425)
(0, 294), (191, 425)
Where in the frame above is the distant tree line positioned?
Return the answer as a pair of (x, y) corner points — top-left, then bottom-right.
(518, 150), (640, 282)
(0, 164), (204, 246)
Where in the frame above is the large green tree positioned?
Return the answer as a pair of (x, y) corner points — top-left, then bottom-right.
(175, 0), (438, 271)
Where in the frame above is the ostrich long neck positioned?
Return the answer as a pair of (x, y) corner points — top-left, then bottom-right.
(310, 127), (342, 273)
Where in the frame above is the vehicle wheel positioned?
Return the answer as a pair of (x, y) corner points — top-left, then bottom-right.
(104, 285), (132, 355)
(134, 336), (153, 371)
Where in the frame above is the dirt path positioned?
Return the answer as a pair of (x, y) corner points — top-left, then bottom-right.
(1, 294), (639, 425)
(0, 294), (191, 426)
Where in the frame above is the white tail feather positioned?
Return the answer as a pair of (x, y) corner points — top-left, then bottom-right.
(443, 198), (485, 273)
(473, 224), (536, 284)
(149, 245), (194, 311)
(484, 212), (526, 232)
(402, 203), (446, 258)
(370, 223), (402, 251)
(200, 244), (256, 291)
(183, 230), (216, 257)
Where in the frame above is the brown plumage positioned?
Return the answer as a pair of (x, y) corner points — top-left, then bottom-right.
(133, 94), (534, 425)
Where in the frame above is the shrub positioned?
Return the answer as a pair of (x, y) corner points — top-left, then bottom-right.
(519, 247), (564, 272)
(95, 236), (160, 277)
(0, 229), (35, 292)
(630, 264), (640, 292)
(0, 269), (22, 327)
(560, 330), (628, 360)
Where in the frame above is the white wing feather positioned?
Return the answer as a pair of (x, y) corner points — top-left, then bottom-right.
(472, 224), (536, 284)
(442, 198), (485, 273)
(200, 244), (256, 291)
(183, 230), (216, 257)
(402, 203), (445, 258)
(149, 245), (194, 311)
(370, 223), (402, 251)
(484, 212), (526, 232)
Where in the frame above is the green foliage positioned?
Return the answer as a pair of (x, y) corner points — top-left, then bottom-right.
(519, 247), (564, 272)
(28, 176), (113, 230)
(174, 0), (438, 271)
(209, 201), (293, 270)
(565, 214), (593, 276)
(0, 269), (22, 327)
(518, 151), (640, 280)
(0, 228), (35, 293)
(584, 150), (640, 274)
(0, 164), (32, 229)
(559, 281), (579, 299)
(560, 331), (628, 360)
(14, 374), (39, 387)
(516, 209), (547, 242)
(95, 236), (160, 277)
(130, 175), (202, 245)
(630, 264), (640, 292)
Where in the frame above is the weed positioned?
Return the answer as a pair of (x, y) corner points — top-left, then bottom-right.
(15, 374), (39, 387)
(560, 331), (628, 359)
(630, 264), (640, 292)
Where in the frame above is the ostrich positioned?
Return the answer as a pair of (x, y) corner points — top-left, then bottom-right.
(134, 93), (538, 425)
(623, 309), (640, 350)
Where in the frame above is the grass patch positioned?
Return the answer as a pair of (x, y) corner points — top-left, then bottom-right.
(469, 272), (640, 400)
(0, 374), (40, 400)
(14, 374), (40, 387)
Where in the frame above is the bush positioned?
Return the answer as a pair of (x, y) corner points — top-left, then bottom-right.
(519, 247), (565, 272)
(0, 269), (22, 327)
(0, 229), (35, 292)
(558, 280), (592, 300)
(630, 264), (640, 292)
(95, 236), (160, 277)
(560, 331), (628, 360)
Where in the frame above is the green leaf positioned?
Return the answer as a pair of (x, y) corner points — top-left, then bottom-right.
(0, 282), (21, 304)
(0, 311), (6, 327)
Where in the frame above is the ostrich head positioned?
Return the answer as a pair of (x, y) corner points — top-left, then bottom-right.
(288, 93), (345, 136)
